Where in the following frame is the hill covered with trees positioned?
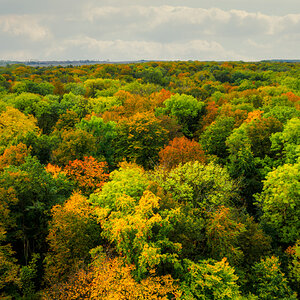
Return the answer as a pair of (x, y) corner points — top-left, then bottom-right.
(0, 61), (299, 299)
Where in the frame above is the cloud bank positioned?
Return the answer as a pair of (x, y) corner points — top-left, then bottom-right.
(0, 2), (299, 61)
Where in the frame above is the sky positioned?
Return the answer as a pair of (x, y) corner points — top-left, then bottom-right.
(0, 0), (299, 61)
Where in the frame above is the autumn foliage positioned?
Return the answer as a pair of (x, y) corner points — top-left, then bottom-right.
(44, 192), (100, 285)
(0, 61), (299, 298)
(159, 136), (205, 169)
(43, 253), (180, 300)
(64, 156), (109, 195)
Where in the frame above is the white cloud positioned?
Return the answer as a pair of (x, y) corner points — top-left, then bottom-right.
(0, 49), (34, 60)
(83, 5), (231, 27)
(0, 15), (50, 41)
(61, 36), (247, 61)
(83, 5), (300, 37)
(0, 2), (299, 61)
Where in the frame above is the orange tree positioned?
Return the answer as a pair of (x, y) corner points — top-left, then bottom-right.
(159, 136), (205, 170)
(64, 156), (109, 196)
(0, 143), (30, 171)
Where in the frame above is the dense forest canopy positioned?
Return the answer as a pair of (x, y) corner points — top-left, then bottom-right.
(0, 61), (299, 299)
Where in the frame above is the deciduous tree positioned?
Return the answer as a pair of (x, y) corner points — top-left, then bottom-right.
(159, 136), (205, 170)
(64, 156), (109, 196)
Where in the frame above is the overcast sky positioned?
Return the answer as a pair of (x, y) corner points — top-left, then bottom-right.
(0, 0), (299, 61)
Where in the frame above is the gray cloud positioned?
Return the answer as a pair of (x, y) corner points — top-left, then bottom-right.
(0, 14), (51, 41)
(0, 1), (299, 61)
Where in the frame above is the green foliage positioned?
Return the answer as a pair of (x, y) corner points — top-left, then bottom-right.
(206, 206), (246, 266)
(89, 96), (122, 114)
(0, 74), (9, 91)
(281, 76), (300, 93)
(201, 116), (235, 159)
(91, 163), (182, 279)
(90, 162), (149, 211)
(0, 61), (299, 298)
(52, 129), (97, 166)
(60, 92), (89, 118)
(0, 155), (73, 263)
(12, 80), (54, 96)
(251, 256), (297, 299)
(246, 117), (283, 158)
(0, 187), (20, 296)
(65, 82), (86, 95)
(53, 109), (80, 131)
(181, 258), (241, 299)
(137, 66), (169, 86)
(156, 161), (239, 210)
(287, 241), (300, 293)
(256, 162), (300, 244)
(263, 106), (300, 124)
(84, 78), (121, 97)
(20, 253), (39, 297)
(271, 118), (300, 164)
(21, 131), (59, 165)
(98, 190), (182, 279)
(3, 92), (41, 115)
(77, 116), (117, 166)
(160, 93), (205, 136)
(123, 80), (161, 96)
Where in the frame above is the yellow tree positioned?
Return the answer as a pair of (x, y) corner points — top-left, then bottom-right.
(44, 193), (101, 285)
(0, 107), (39, 154)
(114, 112), (168, 169)
(42, 250), (180, 300)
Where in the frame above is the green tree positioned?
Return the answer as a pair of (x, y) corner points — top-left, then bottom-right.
(181, 258), (241, 299)
(200, 116), (235, 159)
(0, 188), (20, 297)
(159, 93), (205, 136)
(137, 66), (169, 86)
(156, 161), (239, 210)
(246, 116), (283, 158)
(90, 162), (149, 211)
(206, 206), (246, 266)
(52, 129), (97, 166)
(60, 92), (89, 118)
(271, 118), (300, 165)
(251, 256), (297, 299)
(77, 116), (117, 166)
(286, 241), (300, 294)
(256, 162), (300, 244)
(0, 155), (73, 263)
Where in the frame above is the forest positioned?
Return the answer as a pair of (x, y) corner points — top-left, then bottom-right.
(0, 61), (299, 299)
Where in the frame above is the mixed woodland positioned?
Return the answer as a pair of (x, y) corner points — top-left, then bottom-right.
(0, 61), (299, 299)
